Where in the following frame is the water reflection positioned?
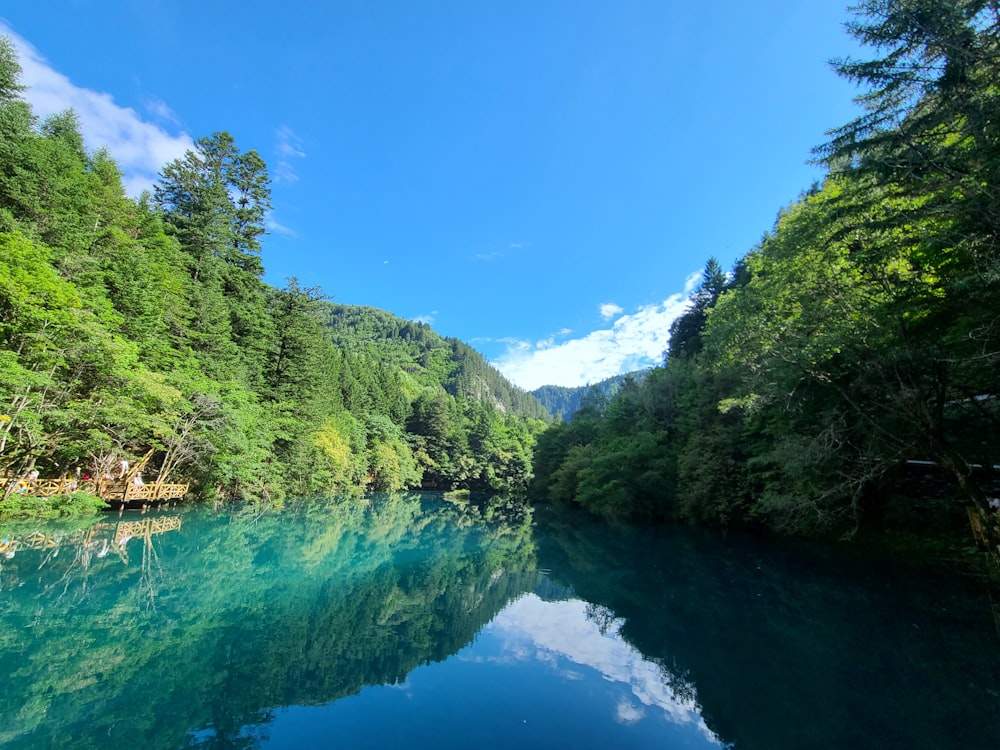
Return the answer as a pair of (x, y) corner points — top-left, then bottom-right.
(0, 514), (181, 570)
(250, 592), (722, 750)
(0, 494), (542, 749)
(0, 496), (997, 750)
(487, 594), (721, 744)
(533, 506), (1000, 750)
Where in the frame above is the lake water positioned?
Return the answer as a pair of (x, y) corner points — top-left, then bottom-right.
(0, 493), (997, 749)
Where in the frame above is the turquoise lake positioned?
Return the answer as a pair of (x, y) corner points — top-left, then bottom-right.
(0, 493), (998, 749)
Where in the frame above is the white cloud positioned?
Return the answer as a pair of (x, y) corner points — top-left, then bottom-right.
(273, 162), (299, 184)
(266, 216), (297, 237)
(682, 269), (702, 295)
(493, 274), (701, 390)
(600, 302), (624, 319)
(143, 96), (181, 127)
(617, 699), (646, 725)
(276, 125), (305, 159)
(412, 312), (437, 325)
(1, 24), (193, 196)
(274, 125), (305, 183)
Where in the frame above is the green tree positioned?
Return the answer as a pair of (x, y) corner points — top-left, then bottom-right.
(667, 257), (728, 360)
(815, 0), (1000, 507)
(0, 37), (25, 102)
(0, 42), (39, 234)
(155, 132), (273, 382)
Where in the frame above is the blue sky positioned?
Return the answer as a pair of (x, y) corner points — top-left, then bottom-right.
(0, 1), (863, 390)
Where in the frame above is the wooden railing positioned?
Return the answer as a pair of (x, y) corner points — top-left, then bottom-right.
(6, 477), (189, 502)
(9, 516), (183, 552)
(112, 515), (183, 543)
(117, 482), (190, 501)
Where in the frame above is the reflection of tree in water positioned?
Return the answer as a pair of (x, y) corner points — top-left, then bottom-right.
(535, 505), (1000, 750)
(582, 598), (699, 706)
(135, 523), (165, 612)
(0, 494), (540, 750)
(584, 602), (618, 636)
(0, 514), (183, 601)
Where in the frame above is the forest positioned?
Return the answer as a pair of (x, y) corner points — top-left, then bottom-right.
(2, 0), (999, 553)
(530, 372), (642, 423)
(531, 0), (1000, 543)
(0, 36), (549, 514)
(0, 495), (540, 749)
(3, 483), (995, 748)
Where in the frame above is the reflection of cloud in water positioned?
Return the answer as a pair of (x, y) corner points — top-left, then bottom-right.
(617, 698), (645, 724)
(484, 594), (721, 743)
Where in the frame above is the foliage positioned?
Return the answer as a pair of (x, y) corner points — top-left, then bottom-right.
(0, 495), (540, 749)
(0, 490), (106, 519)
(530, 0), (1000, 543)
(0, 39), (549, 512)
(530, 371), (648, 422)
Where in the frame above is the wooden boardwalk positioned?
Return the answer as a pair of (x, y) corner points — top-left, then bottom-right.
(9, 515), (182, 552)
(0, 515), (183, 566)
(6, 477), (189, 504)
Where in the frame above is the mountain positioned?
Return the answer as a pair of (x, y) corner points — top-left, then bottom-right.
(323, 304), (550, 421)
(530, 372), (649, 421)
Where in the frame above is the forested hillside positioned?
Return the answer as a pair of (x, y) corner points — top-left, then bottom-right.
(531, 0), (1000, 542)
(531, 372), (645, 422)
(0, 38), (547, 512)
(324, 304), (550, 420)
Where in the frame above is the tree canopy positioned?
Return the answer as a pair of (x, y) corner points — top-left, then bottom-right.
(529, 0), (999, 545)
(0, 39), (549, 514)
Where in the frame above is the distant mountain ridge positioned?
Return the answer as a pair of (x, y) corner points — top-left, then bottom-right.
(530, 371), (649, 421)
